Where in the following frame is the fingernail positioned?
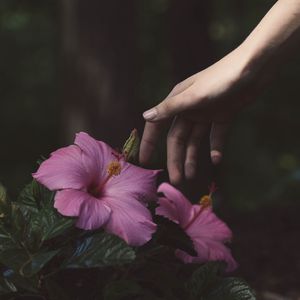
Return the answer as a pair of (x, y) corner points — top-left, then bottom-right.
(211, 150), (222, 165)
(143, 108), (157, 121)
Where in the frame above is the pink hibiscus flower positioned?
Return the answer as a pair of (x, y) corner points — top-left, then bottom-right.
(33, 132), (160, 246)
(156, 183), (238, 272)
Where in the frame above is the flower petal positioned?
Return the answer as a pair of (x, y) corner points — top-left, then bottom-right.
(156, 197), (180, 224)
(74, 132), (117, 183)
(175, 240), (238, 272)
(33, 145), (89, 190)
(187, 205), (233, 242)
(177, 205), (237, 272)
(103, 196), (156, 246)
(105, 163), (160, 204)
(156, 183), (192, 227)
(54, 189), (112, 230)
(55, 189), (86, 217)
(76, 198), (111, 230)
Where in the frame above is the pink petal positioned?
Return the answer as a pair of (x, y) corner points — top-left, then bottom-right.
(175, 240), (238, 272)
(176, 205), (237, 272)
(54, 189), (86, 217)
(104, 163), (160, 204)
(76, 198), (111, 230)
(54, 189), (111, 230)
(156, 197), (180, 224)
(103, 196), (156, 246)
(33, 145), (89, 190)
(74, 132), (118, 183)
(156, 183), (192, 227)
(187, 205), (232, 242)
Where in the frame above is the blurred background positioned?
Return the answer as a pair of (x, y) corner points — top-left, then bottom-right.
(1, 0), (300, 298)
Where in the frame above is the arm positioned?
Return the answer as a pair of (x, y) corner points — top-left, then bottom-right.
(140, 0), (300, 185)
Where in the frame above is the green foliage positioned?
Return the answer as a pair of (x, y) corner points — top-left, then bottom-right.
(0, 180), (255, 299)
(205, 278), (256, 300)
(0, 181), (137, 298)
(186, 262), (221, 298)
(186, 263), (256, 300)
(63, 232), (136, 269)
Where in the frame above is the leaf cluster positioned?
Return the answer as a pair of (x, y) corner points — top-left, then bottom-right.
(0, 181), (256, 300)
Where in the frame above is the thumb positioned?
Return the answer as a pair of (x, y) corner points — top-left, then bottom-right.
(143, 90), (192, 122)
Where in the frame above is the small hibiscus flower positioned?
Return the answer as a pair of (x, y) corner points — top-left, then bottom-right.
(33, 132), (160, 246)
(156, 183), (237, 272)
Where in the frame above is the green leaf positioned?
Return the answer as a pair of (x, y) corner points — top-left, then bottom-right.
(1, 269), (39, 293)
(103, 280), (143, 300)
(0, 276), (17, 295)
(0, 246), (59, 277)
(16, 181), (74, 249)
(0, 249), (29, 273)
(186, 262), (221, 299)
(155, 216), (197, 257)
(29, 208), (74, 242)
(204, 277), (256, 300)
(22, 250), (60, 276)
(63, 232), (136, 268)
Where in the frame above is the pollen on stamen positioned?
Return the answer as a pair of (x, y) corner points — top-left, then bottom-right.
(107, 161), (122, 176)
(199, 195), (212, 208)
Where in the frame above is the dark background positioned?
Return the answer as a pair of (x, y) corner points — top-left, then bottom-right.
(1, 1), (300, 298)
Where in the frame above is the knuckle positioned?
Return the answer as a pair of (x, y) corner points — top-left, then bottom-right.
(167, 132), (186, 145)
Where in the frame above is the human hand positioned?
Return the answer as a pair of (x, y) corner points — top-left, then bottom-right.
(140, 0), (300, 185)
(139, 48), (257, 185)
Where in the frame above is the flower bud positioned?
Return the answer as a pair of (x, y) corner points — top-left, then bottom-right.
(122, 129), (140, 163)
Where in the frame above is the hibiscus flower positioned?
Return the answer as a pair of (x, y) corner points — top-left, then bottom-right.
(33, 132), (160, 246)
(156, 183), (237, 272)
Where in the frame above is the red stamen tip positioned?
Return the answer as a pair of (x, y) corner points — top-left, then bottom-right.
(111, 151), (124, 161)
(209, 182), (217, 194)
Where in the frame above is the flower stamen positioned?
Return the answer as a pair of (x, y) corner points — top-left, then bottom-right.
(107, 161), (122, 177)
(184, 183), (217, 230)
(90, 160), (122, 198)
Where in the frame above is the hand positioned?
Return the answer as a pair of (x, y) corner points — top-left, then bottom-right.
(140, 0), (300, 185)
(139, 48), (256, 185)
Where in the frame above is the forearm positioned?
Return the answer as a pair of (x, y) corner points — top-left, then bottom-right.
(238, 0), (300, 80)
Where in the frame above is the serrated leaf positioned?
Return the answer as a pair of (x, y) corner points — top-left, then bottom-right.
(16, 181), (74, 249)
(186, 262), (222, 299)
(29, 208), (74, 242)
(63, 232), (136, 269)
(205, 277), (256, 300)
(18, 180), (54, 210)
(155, 216), (197, 256)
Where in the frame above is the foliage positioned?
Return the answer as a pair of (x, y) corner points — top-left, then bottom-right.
(0, 180), (255, 299)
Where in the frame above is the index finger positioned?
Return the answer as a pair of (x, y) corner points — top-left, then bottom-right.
(139, 120), (167, 166)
